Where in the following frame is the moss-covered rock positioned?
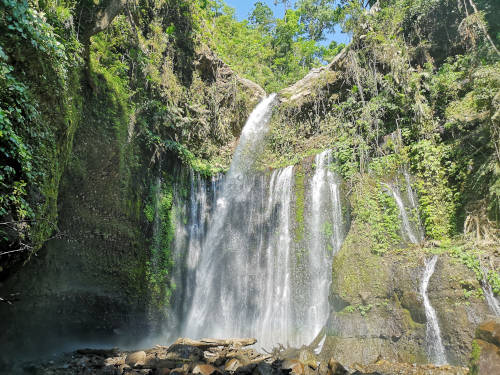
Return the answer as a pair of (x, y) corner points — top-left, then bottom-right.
(320, 175), (496, 367)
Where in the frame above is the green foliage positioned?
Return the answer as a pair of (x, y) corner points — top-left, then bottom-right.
(0, 0), (82, 258)
(195, 0), (344, 92)
(447, 245), (483, 280)
(145, 176), (176, 309)
(351, 173), (402, 254)
(410, 140), (454, 239)
(469, 339), (481, 375)
(295, 0), (342, 41)
(487, 269), (500, 295)
(262, 0), (499, 241)
(341, 303), (373, 316)
(163, 140), (225, 177)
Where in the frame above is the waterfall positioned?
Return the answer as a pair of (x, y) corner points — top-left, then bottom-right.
(384, 174), (423, 244)
(305, 149), (344, 341)
(181, 94), (286, 345)
(481, 267), (500, 316)
(169, 96), (346, 350)
(421, 256), (447, 365)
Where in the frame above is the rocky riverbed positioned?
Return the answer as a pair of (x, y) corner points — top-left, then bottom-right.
(3, 337), (473, 375)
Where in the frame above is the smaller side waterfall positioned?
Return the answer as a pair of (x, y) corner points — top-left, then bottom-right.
(421, 256), (447, 365)
(481, 267), (500, 316)
(384, 173), (424, 244)
(304, 149), (344, 341)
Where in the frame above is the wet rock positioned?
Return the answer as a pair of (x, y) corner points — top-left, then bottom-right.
(167, 344), (204, 362)
(327, 358), (348, 375)
(235, 363), (258, 375)
(471, 319), (500, 375)
(123, 369), (152, 375)
(476, 319), (500, 347)
(297, 349), (318, 369)
(105, 355), (126, 366)
(126, 351), (147, 367)
(118, 363), (132, 373)
(350, 359), (469, 374)
(252, 362), (276, 375)
(281, 359), (304, 375)
(225, 358), (243, 372)
(474, 339), (500, 375)
(317, 361), (329, 375)
(193, 363), (219, 375)
(153, 369), (171, 375)
(77, 348), (120, 357)
(170, 364), (190, 375)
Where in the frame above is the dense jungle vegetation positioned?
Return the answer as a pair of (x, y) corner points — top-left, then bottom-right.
(0, 0), (499, 284)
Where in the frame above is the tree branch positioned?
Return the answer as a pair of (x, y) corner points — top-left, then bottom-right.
(467, 0), (500, 55)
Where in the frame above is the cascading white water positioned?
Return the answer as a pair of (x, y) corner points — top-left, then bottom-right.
(481, 267), (500, 316)
(384, 173), (423, 244)
(421, 256), (447, 365)
(181, 94), (296, 345)
(305, 150), (344, 345)
(169, 96), (347, 349)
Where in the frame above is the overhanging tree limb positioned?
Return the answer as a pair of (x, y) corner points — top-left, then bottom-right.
(467, 0), (500, 55)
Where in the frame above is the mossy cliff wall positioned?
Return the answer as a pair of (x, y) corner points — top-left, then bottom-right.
(0, 1), (265, 361)
(318, 173), (498, 367)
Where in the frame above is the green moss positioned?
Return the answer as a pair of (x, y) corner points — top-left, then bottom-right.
(468, 339), (481, 375)
(401, 308), (422, 331)
(340, 303), (374, 317)
(350, 173), (402, 255)
(331, 221), (390, 303)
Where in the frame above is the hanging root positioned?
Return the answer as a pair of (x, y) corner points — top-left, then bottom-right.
(464, 204), (500, 244)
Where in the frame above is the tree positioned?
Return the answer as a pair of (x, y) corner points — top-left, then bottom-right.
(249, 1), (275, 32)
(274, 0), (292, 11)
(295, 0), (342, 41)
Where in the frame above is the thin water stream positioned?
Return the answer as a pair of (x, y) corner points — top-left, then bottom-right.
(421, 256), (447, 365)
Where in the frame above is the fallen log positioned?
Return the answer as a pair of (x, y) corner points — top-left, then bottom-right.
(76, 348), (120, 357)
(173, 338), (257, 349)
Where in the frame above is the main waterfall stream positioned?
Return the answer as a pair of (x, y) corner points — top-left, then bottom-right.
(169, 95), (347, 349)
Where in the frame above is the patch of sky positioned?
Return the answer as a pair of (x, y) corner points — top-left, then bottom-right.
(224, 0), (351, 46)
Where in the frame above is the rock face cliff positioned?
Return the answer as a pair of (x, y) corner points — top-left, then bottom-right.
(322, 237), (497, 366)
(0, 43), (265, 362)
(1, 1), (499, 371)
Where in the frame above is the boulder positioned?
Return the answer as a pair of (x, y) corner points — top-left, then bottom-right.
(225, 358), (243, 372)
(476, 319), (500, 347)
(125, 351), (147, 367)
(119, 364), (132, 373)
(473, 339), (500, 375)
(327, 358), (348, 375)
(252, 362), (276, 375)
(470, 319), (500, 375)
(193, 363), (219, 375)
(281, 359), (305, 375)
(170, 365), (190, 375)
(317, 361), (329, 375)
(235, 363), (258, 375)
(297, 349), (318, 369)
